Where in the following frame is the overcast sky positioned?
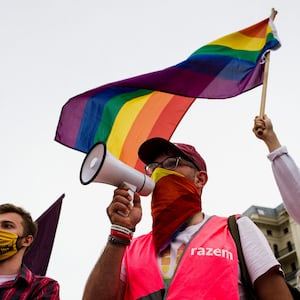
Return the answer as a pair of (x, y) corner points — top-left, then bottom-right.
(1, 1), (300, 299)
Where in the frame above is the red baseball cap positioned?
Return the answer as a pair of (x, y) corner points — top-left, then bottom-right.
(138, 137), (207, 171)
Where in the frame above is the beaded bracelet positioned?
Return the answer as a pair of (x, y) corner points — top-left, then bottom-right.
(108, 234), (130, 246)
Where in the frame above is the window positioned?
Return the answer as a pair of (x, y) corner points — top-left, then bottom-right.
(266, 229), (272, 236)
(284, 227), (289, 234)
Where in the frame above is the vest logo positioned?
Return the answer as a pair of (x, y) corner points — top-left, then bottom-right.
(190, 247), (233, 260)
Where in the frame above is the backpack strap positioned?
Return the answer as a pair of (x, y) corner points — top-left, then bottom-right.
(227, 215), (257, 299)
(228, 215), (300, 299)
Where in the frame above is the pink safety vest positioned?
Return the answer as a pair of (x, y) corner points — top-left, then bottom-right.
(123, 216), (239, 300)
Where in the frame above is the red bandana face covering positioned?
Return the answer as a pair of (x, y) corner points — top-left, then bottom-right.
(151, 169), (202, 253)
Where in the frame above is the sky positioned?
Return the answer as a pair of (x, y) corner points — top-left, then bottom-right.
(1, 1), (300, 299)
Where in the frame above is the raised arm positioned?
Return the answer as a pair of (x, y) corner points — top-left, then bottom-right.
(253, 115), (300, 224)
(252, 114), (281, 152)
(82, 185), (142, 300)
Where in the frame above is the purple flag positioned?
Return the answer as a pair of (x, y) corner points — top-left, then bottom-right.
(24, 194), (64, 275)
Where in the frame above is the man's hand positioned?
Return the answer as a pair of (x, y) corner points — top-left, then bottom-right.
(107, 183), (142, 229)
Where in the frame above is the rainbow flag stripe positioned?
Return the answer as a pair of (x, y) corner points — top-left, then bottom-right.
(55, 17), (280, 171)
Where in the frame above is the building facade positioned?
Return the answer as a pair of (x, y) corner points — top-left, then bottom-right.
(243, 203), (300, 288)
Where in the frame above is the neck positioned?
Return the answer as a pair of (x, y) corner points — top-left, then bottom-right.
(0, 253), (23, 275)
(188, 211), (204, 226)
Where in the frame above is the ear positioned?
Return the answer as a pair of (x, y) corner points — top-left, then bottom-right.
(194, 170), (208, 188)
(21, 235), (34, 248)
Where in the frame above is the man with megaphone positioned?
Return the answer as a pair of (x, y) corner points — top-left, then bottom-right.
(83, 136), (293, 299)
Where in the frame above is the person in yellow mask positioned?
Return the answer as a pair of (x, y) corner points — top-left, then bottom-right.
(0, 203), (60, 299)
(83, 138), (293, 300)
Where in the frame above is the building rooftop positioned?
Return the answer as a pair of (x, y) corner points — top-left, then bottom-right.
(243, 203), (285, 217)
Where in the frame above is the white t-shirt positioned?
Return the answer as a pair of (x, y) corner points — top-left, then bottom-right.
(0, 274), (17, 284)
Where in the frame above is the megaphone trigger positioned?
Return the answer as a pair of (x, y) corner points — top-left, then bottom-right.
(123, 182), (137, 202)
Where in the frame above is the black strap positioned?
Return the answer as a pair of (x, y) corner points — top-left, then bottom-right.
(287, 282), (300, 299)
(227, 215), (257, 299)
(228, 215), (300, 299)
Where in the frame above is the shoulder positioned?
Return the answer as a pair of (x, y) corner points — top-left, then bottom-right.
(17, 266), (59, 299)
(236, 215), (271, 246)
(22, 265), (59, 284)
(32, 274), (59, 285)
(31, 275), (60, 297)
(236, 215), (265, 231)
(236, 216), (281, 283)
(128, 231), (153, 250)
(132, 231), (152, 242)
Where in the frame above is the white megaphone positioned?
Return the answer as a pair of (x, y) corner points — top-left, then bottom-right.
(80, 142), (155, 196)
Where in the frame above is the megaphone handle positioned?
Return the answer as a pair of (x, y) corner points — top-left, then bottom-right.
(123, 182), (137, 202)
(117, 182), (137, 217)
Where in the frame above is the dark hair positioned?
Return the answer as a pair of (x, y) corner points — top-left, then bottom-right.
(0, 203), (38, 239)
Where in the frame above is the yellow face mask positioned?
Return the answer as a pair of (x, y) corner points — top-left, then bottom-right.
(151, 167), (184, 183)
(0, 230), (19, 261)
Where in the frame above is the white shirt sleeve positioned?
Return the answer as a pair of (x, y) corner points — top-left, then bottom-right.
(237, 216), (281, 284)
(268, 146), (300, 224)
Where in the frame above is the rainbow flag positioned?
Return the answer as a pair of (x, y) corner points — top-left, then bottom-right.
(55, 17), (280, 172)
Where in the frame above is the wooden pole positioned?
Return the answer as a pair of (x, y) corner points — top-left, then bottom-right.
(256, 8), (277, 135)
(259, 51), (270, 118)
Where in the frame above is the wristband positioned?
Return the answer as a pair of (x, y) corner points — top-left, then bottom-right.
(111, 224), (134, 236)
(108, 235), (130, 246)
(111, 229), (133, 241)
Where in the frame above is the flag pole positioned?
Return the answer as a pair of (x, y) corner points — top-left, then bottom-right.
(257, 8), (277, 135)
